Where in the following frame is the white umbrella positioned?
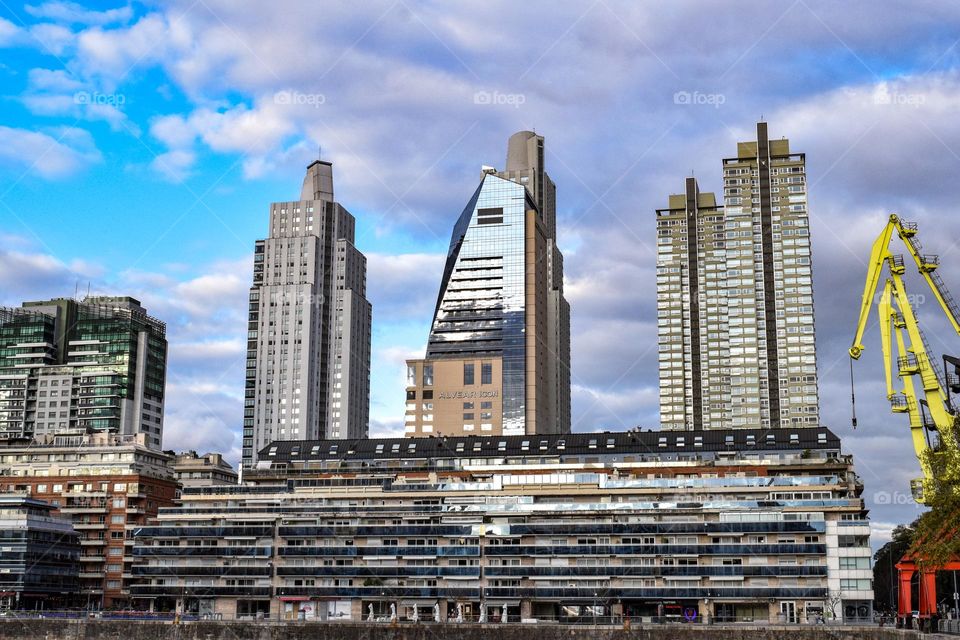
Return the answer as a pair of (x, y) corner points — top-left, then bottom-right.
(501, 603), (508, 623)
(478, 602), (487, 624)
(367, 604), (374, 622)
(390, 603), (397, 622)
(434, 603), (440, 622)
(411, 605), (419, 623)
(456, 602), (464, 623)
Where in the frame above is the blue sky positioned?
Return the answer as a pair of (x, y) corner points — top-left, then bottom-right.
(4, 0), (960, 544)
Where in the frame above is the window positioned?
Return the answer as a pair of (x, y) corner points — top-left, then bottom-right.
(840, 579), (872, 590)
(423, 364), (433, 386)
(406, 365), (416, 386)
(406, 390), (416, 401)
(463, 402), (474, 410)
(481, 362), (492, 385)
(839, 557), (870, 570)
(463, 363), (475, 385)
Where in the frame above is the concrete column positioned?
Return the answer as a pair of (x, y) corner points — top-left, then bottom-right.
(520, 599), (532, 621)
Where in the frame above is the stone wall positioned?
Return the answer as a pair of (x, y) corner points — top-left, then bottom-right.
(0, 621), (945, 640)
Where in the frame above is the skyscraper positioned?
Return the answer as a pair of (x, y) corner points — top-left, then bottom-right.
(404, 131), (571, 437)
(657, 122), (818, 430)
(243, 160), (371, 466)
(0, 296), (167, 448)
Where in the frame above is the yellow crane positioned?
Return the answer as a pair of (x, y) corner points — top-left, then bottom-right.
(849, 214), (960, 503)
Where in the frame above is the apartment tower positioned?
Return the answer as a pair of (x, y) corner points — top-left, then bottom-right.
(243, 161), (372, 466)
(657, 122), (818, 430)
(0, 296), (166, 448)
(404, 131), (571, 437)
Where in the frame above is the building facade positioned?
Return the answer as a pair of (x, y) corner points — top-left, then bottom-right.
(657, 122), (818, 430)
(0, 432), (176, 607)
(405, 131), (571, 438)
(0, 296), (167, 448)
(131, 429), (872, 624)
(0, 496), (79, 610)
(244, 160), (372, 467)
(171, 451), (238, 491)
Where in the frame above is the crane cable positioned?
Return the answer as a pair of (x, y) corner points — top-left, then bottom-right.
(850, 358), (858, 429)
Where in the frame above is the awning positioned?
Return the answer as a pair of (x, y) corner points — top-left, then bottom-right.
(483, 600), (520, 606)
(400, 600), (438, 606)
(279, 596), (310, 602)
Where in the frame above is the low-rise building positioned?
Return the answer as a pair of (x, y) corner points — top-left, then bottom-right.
(0, 432), (176, 608)
(130, 428), (873, 624)
(0, 496), (79, 610)
(171, 452), (238, 492)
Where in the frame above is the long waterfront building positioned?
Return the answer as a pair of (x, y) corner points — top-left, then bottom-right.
(0, 296), (167, 448)
(405, 131), (571, 438)
(244, 161), (372, 467)
(657, 122), (818, 430)
(131, 428), (873, 624)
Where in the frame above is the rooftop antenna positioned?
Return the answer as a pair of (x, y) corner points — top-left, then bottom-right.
(85, 282), (91, 300)
(74, 281), (79, 301)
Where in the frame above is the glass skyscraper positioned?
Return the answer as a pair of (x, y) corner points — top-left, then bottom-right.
(405, 131), (570, 437)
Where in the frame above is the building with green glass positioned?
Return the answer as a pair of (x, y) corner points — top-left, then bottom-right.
(0, 296), (166, 449)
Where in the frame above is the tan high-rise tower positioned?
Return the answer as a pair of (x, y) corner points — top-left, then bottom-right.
(657, 122), (818, 430)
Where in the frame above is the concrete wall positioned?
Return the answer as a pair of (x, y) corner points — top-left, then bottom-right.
(0, 621), (940, 640)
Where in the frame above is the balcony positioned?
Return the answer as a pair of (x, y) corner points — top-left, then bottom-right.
(79, 571), (104, 579)
(74, 522), (107, 530)
(80, 539), (106, 546)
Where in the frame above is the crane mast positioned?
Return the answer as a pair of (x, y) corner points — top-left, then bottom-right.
(849, 214), (960, 503)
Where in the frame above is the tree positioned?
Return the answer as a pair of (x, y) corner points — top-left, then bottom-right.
(911, 419), (960, 571)
(873, 522), (917, 612)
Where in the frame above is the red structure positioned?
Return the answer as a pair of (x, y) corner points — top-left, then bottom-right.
(897, 555), (960, 625)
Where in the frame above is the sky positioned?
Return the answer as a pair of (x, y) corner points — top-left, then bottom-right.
(3, 0), (960, 547)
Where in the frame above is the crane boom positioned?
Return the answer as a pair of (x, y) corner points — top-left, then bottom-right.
(849, 213), (960, 503)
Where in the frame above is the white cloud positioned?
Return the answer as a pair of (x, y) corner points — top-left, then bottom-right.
(149, 149), (196, 182)
(0, 125), (101, 178)
(0, 17), (21, 45)
(25, 2), (133, 26)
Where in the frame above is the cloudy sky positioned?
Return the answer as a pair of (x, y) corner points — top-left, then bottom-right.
(3, 0), (960, 545)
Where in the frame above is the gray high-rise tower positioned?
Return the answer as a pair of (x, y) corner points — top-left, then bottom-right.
(243, 161), (372, 466)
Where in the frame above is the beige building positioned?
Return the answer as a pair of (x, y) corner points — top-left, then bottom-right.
(405, 132), (570, 438)
(171, 451), (237, 491)
(658, 122), (818, 430)
(131, 428), (873, 624)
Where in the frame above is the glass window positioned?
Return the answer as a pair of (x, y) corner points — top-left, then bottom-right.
(406, 365), (416, 386)
(481, 362), (492, 385)
(423, 364), (433, 386)
(463, 363), (475, 385)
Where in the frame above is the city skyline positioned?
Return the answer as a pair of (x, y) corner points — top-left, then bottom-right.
(4, 1), (960, 545)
